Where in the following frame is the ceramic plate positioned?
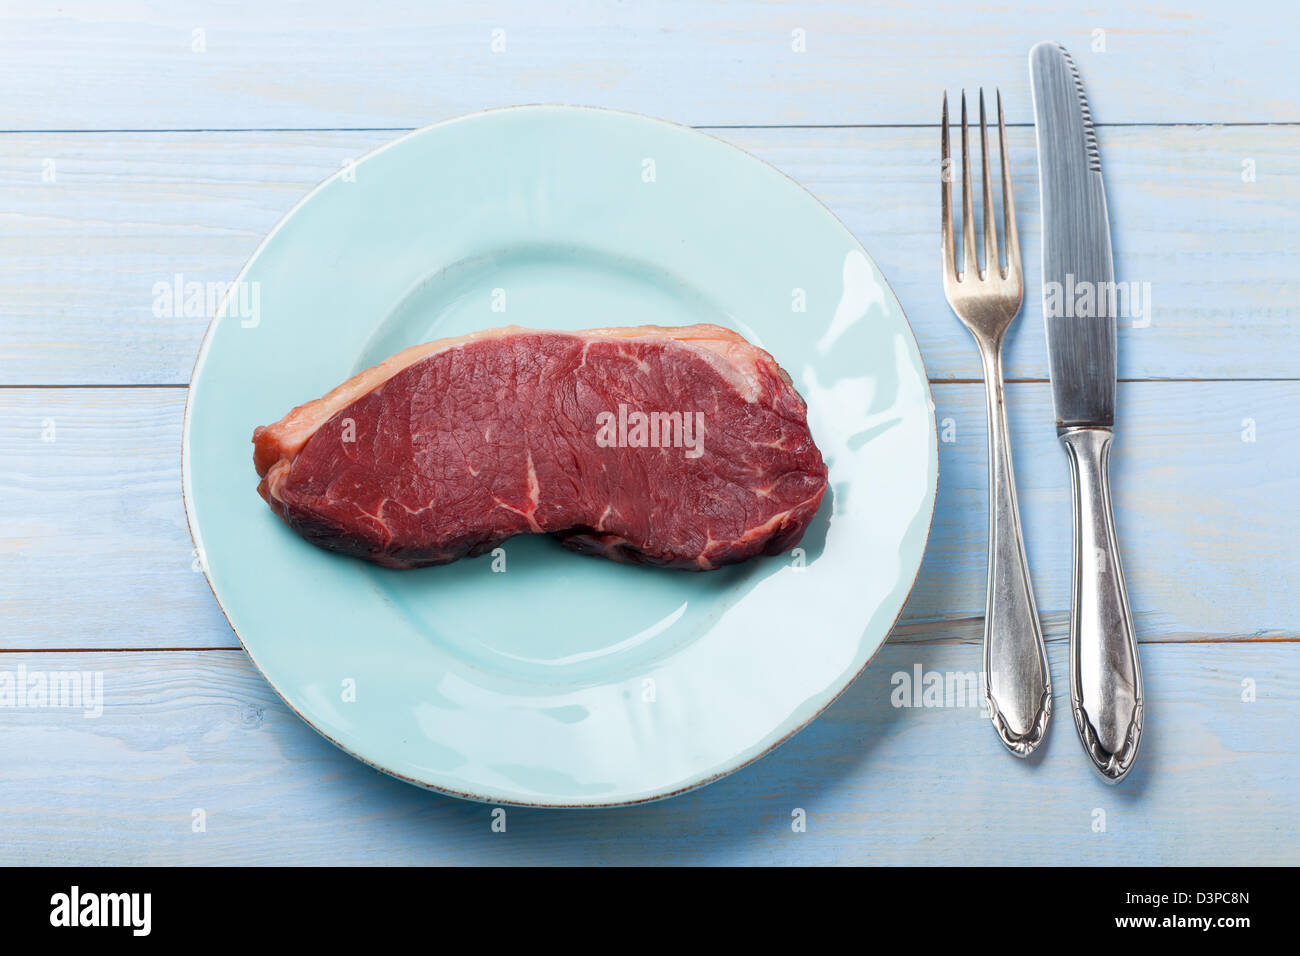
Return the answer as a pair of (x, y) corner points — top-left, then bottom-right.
(183, 106), (937, 806)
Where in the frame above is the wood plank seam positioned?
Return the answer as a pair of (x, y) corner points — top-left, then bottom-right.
(4, 122), (1300, 134)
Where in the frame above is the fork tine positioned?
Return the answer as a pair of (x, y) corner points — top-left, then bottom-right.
(941, 93), (956, 281)
(960, 91), (977, 281)
(997, 89), (1021, 286)
(979, 89), (998, 279)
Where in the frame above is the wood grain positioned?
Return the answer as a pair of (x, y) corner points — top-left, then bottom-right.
(0, 643), (1292, 865)
(1, 383), (1292, 650)
(2, 0), (1296, 866)
(2, 1), (1297, 130)
(2, 125), (1295, 385)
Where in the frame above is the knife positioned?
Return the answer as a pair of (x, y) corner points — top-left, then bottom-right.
(1029, 42), (1143, 783)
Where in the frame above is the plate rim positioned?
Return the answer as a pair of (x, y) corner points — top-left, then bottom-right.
(181, 103), (939, 808)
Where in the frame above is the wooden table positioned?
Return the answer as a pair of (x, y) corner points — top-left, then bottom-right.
(2, 1), (1296, 865)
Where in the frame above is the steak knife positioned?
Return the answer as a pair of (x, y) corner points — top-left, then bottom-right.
(1029, 42), (1143, 782)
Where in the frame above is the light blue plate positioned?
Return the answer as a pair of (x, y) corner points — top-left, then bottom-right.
(183, 106), (937, 807)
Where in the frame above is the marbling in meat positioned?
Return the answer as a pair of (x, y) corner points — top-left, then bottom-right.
(253, 325), (827, 570)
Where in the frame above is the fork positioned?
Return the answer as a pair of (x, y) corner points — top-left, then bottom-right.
(941, 89), (1052, 756)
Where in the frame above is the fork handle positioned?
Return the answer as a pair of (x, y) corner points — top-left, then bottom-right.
(1060, 427), (1143, 782)
(978, 345), (1052, 755)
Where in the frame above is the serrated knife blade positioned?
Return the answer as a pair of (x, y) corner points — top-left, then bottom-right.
(1029, 41), (1115, 427)
(1030, 42), (1144, 783)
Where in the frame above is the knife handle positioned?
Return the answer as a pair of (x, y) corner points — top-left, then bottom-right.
(979, 347), (1052, 756)
(1060, 426), (1144, 782)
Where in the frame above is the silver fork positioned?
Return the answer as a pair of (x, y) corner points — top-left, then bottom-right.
(941, 89), (1052, 756)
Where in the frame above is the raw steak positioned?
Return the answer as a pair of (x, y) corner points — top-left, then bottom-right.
(253, 325), (827, 570)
